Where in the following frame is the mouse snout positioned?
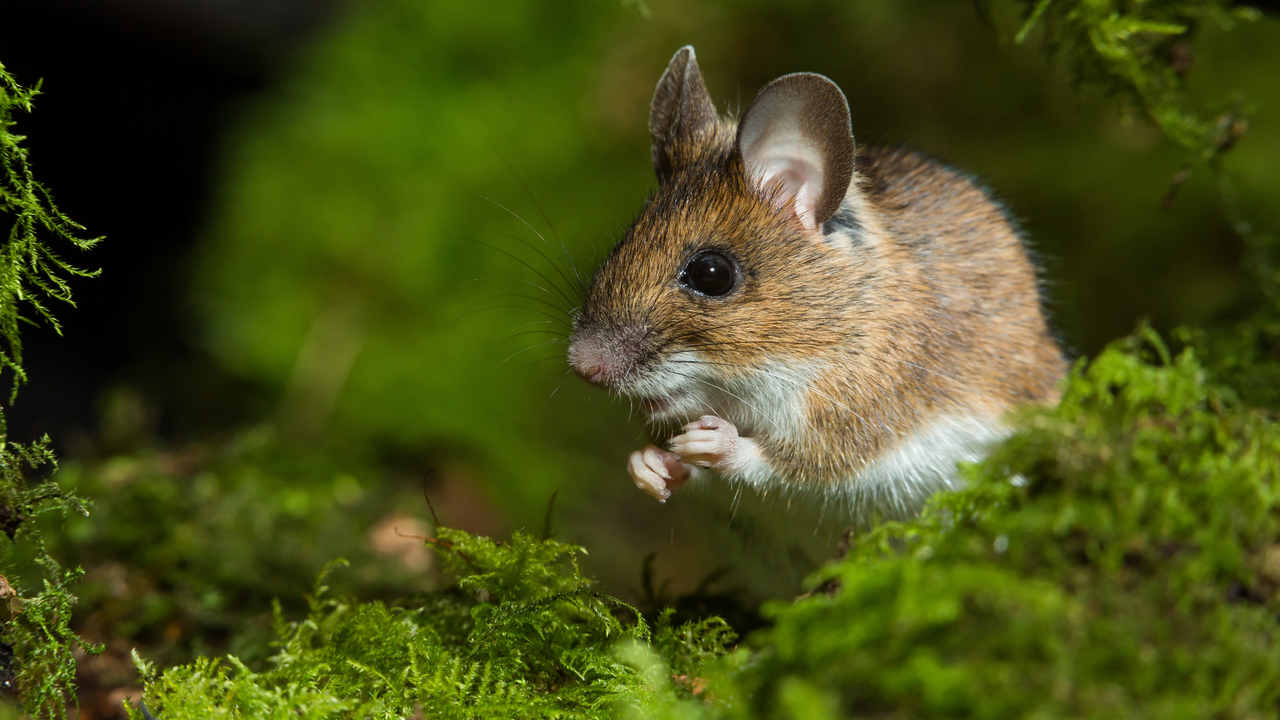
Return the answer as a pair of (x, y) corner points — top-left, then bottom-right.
(567, 330), (637, 387)
(569, 351), (606, 384)
(567, 336), (612, 385)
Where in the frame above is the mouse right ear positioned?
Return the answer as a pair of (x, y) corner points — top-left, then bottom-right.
(736, 73), (856, 232)
(649, 46), (718, 182)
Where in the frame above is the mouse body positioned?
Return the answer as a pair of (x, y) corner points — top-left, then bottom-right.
(568, 47), (1066, 522)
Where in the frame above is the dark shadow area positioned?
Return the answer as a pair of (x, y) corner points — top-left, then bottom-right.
(0, 0), (339, 449)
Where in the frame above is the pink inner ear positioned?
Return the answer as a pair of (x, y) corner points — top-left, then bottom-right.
(754, 153), (825, 231)
(742, 120), (828, 231)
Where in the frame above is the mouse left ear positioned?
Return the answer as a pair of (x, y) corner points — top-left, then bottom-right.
(649, 46), (719, 182)
(736, 73), (855, 231)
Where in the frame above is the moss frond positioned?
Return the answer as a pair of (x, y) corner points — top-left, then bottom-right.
(0, 62), (101, 718)
(1008, 0), (1258, 164)
(0, 62), (101, 400)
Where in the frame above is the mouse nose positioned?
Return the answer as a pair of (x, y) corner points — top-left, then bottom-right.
(576, 363), (604, 383)
(568, 344), (607, 384)
(568, 335), (617, 386)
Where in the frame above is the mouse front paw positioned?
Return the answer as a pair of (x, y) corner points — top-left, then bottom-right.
(627, 445), (690, 502)
(669, 415), (744, 472)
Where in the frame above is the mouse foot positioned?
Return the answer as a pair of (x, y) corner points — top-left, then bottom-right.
(627, 445), (690, 502)
(669, 415), (749, 474)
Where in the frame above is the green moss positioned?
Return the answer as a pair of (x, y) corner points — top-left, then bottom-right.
(0, 63), (100, 394)
(693, 329), (1277, 717)
(0, 62), (101, 717)
(1008, 0), (1260, 167)
(132, 532), (736, 719)
(135, 329), (1280, 718)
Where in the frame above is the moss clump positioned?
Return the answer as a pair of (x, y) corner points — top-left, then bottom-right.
(652, 328), (1280, 718)
(0, 63), (100, 393)
(132, 530), (736, 719)
(0, 439), (95, 717)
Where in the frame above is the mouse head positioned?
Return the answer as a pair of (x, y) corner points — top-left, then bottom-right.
(568, 46), (857, 422)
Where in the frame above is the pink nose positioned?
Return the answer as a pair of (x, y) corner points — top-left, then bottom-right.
(568, 337), (612, 385)
(575, 361), (604, 384)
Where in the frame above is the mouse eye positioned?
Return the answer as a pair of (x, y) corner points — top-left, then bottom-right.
(680, 251), (737, 297)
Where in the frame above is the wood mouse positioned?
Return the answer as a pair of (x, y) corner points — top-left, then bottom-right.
(568, 46), (1066, 522)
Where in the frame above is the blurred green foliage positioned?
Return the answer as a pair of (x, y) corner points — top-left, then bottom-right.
(189, 0), (1280, 573)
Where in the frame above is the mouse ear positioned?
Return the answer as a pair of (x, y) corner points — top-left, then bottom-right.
(649, 46), (718, 182)
(736, 73), (855, 231)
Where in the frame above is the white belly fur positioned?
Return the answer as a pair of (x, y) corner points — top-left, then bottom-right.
(838, 413), (1010, 522)
(676, 413), (1008, 600)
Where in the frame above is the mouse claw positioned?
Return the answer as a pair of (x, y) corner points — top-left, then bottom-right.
(627, 445), (690, 502)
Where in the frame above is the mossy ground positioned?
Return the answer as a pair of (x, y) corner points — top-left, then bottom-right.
(118, 329), (1280, 718)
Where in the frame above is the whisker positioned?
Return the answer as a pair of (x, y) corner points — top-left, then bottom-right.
(496, 330), (569, 343)
(491, 230), (582, 306)
(479, 195), (584, 303)
(486, 331), (566, 358)
(461, 292), (574, 319)
(502, 321), (568, 337)
(483, 154), (587, 297)
(465, 275), (576, 311)
(470, 239), (578, 309)
(498, 339), (566, 367)
(458, 304), (573, 331)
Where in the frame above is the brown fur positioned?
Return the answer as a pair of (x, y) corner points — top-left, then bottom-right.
(570, 51), (1066, 496)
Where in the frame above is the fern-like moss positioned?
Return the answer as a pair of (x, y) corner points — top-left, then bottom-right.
(0, 439), (97, 717)
(133, 533), (736, 719)
(1009, 0), (1259, 167)
(0, 61), (101, 717)
(0, 63), (100, 395)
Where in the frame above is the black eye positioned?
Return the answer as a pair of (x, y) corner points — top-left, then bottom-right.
(680, 251), (737, 297)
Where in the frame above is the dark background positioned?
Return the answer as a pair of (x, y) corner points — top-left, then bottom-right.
(0, 0), (335, 445)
